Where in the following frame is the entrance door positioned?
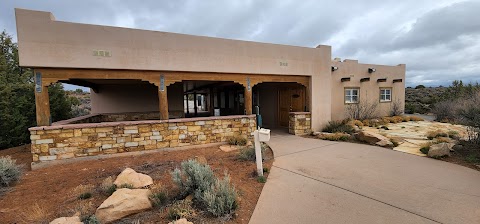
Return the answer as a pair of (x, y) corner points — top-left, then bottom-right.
(278, 85), (305, 127)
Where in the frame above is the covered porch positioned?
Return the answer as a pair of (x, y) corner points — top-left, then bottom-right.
(30, 68), (311, 163)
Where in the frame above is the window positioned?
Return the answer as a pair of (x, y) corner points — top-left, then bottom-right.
(345, 88), (359, 104)
(380, 88), (392, 102)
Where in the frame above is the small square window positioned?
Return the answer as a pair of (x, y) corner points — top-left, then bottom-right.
(345, 88), (359, 104)
(380, 88), (392, 102)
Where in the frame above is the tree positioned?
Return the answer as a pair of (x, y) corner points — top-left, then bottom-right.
(415, 85), (426, 89)
(0, 31), (75, 149)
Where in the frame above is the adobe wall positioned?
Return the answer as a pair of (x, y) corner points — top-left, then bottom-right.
(331, 59), (406, 121)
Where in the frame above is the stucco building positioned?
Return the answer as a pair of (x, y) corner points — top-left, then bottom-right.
(16, 9), (405, 164)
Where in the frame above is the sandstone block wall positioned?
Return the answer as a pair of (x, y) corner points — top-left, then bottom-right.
(289, 112), (311, 135)
(30, 115), (256, 162)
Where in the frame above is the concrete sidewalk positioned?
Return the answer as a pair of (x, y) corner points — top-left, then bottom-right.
(249, 133), (480, 224)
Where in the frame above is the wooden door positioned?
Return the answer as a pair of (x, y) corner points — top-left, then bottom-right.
(278, 85), (305, 127)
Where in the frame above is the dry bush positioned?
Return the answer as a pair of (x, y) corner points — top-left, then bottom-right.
(409, 116), (424, 121)
(99, 176), (116, 196)
(427, 130), (448, 140)
(345, 100), (379, 120)
(149, 183), (169, 207)
(19, 203), (51, 223)
(73, 200), (96, 219)
(435, 137), (451, 143)
(317, 133), (350, 141)
(0, 156), (22, 187)
(390, 116), (404, 123)
(433, 101), (457, 122)
(226, 136), (247, 146)
(322, 120), (355, 134)
(381, 117), (391, 124)
(71, 184), (95, 200)
(350, 120), (364, 127)
(402, 116), (411, 122)
(390, 99), (404, 116)
(420, 142), (434, 154)
(167, 199), (195, 220)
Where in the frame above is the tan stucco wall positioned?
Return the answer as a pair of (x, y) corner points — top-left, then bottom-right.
(90, 83), (159, 114)
(331, 59), (406, 121)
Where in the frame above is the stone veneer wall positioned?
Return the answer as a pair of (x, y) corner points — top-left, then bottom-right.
(289, 112), (312, 135)
(29, 115), (256, 162)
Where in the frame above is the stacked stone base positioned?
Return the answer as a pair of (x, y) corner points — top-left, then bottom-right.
(29, 115), (256, 162)
(289, 112), (312, 135)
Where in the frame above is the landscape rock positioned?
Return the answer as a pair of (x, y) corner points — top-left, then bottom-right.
(220, 145), (238, 152)
(95, 188), (152, 223)
(356, 131), (393, 147)
(194, 155), (207, 165)
(49, 215), (83, 224)
(114, 168), (153, 188)
(428, 143), (451, 158)
(168, 218), (193, 224)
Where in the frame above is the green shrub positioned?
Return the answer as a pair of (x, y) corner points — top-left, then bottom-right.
(226, 136), (248, 146)
(167, 200), (194, 220)
(200, 174), (237, 217)
(447, 130), (460, 139)
(420, 142), (433, 154)
(237, 147), (258, 161)
(263, 168), (269, 173)
(78, 192), (92, 200)
(257, 176), (266, 183)
(380, 126), (389, 130)
(171, 160), (237, 217)
(322, 120), (354, 134)
(391, 139), (399, 147)
(0, 156), (21, 187)
(150, 190), (169, 207)
(317, 133), (350, 141)
(82, 215), (100, 224)
(172, 159), (216, 199)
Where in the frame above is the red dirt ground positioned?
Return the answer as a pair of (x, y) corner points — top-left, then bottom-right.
(0, 144), (273, 224)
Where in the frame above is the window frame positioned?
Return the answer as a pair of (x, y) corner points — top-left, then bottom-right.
(344, 87), (360, 104)
(379, 87), (392, 103)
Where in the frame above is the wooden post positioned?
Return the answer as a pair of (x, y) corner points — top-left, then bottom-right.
(159, 89), (168, 120)
(35, 85), (51, 126)
(193, 92), (198, 116)
(34, 72), (51, 126)
(245, 86), (252, 115)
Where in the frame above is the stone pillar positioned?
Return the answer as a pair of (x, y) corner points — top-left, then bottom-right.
(159, 87), (169, 120)
(244, 86), (252, 115)
(34, 73), (51, 126)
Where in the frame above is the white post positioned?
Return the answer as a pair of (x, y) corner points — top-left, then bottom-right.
(253, 130), (264, 177)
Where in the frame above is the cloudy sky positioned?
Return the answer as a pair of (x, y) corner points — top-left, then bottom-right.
(1, 0), (479, 87)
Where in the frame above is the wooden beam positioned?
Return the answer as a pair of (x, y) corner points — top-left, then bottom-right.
(244, 87), (252, 115)
(158, 87), (168, 120)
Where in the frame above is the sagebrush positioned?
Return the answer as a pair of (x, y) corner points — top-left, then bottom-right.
(0, 156), (21, 187)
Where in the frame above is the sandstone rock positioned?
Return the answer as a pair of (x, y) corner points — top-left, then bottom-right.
(356, 131), (393, 147)
(194, 156), (207, 165)
(114, 168), (153, 188)
(49, 215), (83, 224)
(168, 218), (193, 224)
(95, 188), (152, 223)
(428, 143), (451, 158)
(220, 145), (238, 152)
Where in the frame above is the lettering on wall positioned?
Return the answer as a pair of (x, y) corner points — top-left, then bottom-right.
(93, 50), (112, 57)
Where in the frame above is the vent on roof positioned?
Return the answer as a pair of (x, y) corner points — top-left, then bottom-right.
(377, 78), (387, 82)
(393, 79), (403, 83)
(360, 78), (370, 82)
(341, 77), (351, 82)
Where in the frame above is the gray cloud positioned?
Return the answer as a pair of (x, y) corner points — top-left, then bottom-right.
(1, 0), (479, 87)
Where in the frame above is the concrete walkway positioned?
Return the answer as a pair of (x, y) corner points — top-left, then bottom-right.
(249, 132), (480, 224)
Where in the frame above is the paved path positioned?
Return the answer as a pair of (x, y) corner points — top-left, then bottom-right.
(249, 132), (480, 224)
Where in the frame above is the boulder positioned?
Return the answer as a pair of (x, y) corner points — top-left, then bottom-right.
(356, 131), (393, 147)
(114, 168), (153, 188)
(50, 215), (83, 224)
(220, 145), (238, 152)
(428, 143), (451, 158)
(95, 188), (152, 223)
(168, 218), (193, 224)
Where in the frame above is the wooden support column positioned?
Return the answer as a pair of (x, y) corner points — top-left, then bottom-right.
(244, 86), (252, 115)
(158, 75), (169, 120)
(34, 72), (51, 126)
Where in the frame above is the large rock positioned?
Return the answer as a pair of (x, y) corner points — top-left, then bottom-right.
(95, 188), (152, 223)
(356, 131), (393, 147)
(49, 215), (83, 224)
(114, 168), (153, 188)
(168, 218), (193, 224)
(428, 143), (451, 158)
